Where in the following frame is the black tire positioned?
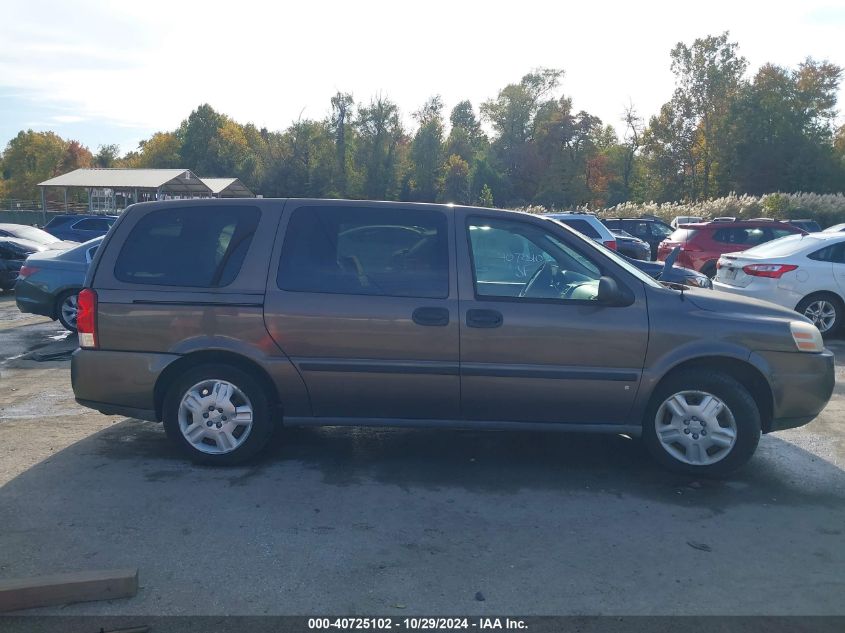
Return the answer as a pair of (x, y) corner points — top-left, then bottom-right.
(163, 363), (275, 465)
(642, 369), (761, 477)
(699, 261), (717, 279)
(55, 289), (81, 332)
(795, 293), (843, 338)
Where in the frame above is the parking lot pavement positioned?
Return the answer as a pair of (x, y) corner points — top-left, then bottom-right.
(1, 291), (844, 616)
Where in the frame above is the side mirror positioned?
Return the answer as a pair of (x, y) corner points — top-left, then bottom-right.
(597, 276), (633, 307)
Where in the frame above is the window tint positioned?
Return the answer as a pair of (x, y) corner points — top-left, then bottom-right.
(712, 227), (769, 246)
(468, 218), (602, 300)
(624, 221), (650, 237)
(277, 206), (448, 298)
(73, 218), (111, 231)
(809, 242), (845, 264)
(114, 206), (260, 287)
(650, 222), (673, 238)
(554, 218), (601, 239)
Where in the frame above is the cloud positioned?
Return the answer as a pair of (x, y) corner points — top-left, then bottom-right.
(0, 0), (843, 153)
(52, 115), (86, 124)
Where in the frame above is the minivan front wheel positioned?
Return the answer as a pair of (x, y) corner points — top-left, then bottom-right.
(163, 364), (274, 465)
(643, 370), (761, 476)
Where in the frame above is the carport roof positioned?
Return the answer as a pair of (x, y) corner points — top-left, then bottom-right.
(38, 168), (212, 194)
(199, 177), (255, 197)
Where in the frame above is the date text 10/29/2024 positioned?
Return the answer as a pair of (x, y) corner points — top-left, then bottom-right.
(308, 618), (528, 630)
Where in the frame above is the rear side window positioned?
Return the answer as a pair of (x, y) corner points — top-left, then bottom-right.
(712, 227), (768, 246)
(277, 206), (448, 298)
(73, 218), (111, 231)
(809, 242), (845, 263)
(555, 218), (601, 239)
(114, 206), (260, 287)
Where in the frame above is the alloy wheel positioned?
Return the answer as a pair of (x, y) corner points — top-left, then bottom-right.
(60, 294), (79, 329)
(802, 300), (837, 333)
(654, 390), (737, 466)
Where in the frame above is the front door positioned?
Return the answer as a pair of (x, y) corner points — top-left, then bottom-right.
(457, 211), (649, 425)
(264, 202), (460, 421)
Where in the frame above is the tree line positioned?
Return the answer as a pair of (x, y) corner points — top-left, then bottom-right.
(1, 32), (843, 208)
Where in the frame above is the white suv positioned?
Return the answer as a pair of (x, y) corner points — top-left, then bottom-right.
(546, 212), (617, 251)
(713, 232), (845, 335)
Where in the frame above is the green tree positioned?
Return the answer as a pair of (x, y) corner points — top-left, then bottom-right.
(133, 132), (182, 168)
(94, 144), (120, 168)
(409, 96), (445, 201)
(727, 60), (844, 194)
(445, 100), (486, 162)
(330, 92), (355, 196)
(478, 183), (494, 207)
(481, 68), (564, 204)
(178, 104), (225, 174)
(356, 95), (404, 200)
(1, 130), (68, 199)
(441, 154), (470, 203)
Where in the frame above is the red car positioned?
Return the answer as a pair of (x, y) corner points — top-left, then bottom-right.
(657, 219), (806, 277)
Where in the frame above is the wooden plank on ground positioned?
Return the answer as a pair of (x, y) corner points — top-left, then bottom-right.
(0, 568), (138, 612)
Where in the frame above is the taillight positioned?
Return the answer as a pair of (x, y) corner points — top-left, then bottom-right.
(18, 265), (40, 279)
(77, 288), (98, 349)
(605, 240), (617, 251)
(742, 264), (798, 279)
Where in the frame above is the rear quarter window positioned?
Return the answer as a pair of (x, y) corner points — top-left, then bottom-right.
(114, 205), (260, 287)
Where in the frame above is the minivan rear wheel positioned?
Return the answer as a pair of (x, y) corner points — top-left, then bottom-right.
(163, 364), (274, 465)
(643, 369), (761, 477)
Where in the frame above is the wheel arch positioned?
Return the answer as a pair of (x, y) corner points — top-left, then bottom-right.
(650, 356), (774, 433)
(154, 350), (282, 422)
(794, 289), (845, 311)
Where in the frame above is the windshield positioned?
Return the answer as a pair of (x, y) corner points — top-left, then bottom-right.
(741, 233), (823, 257)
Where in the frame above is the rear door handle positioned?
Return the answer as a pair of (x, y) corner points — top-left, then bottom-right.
(466, 309), (503, 328)
(412, 307), (450, 327)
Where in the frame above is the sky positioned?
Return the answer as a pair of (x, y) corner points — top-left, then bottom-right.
(1, 0), (844, 155)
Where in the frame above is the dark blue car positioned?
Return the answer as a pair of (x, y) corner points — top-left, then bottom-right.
(43, 214), (118, 242)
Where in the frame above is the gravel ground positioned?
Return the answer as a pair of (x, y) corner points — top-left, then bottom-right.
(0, 290), (843, 616)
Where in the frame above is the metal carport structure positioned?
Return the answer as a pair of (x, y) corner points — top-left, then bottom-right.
(38, 168), (214, 212)
(198, 178), (255, 198)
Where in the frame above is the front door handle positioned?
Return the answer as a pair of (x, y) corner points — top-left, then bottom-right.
(412, 307), (450, 327)
(466, 309), (503, 328)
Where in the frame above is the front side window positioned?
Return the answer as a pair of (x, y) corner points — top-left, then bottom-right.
(467, 218), (602, 301)
(277, 206), (449, 298)
(114, 206), (260, 287)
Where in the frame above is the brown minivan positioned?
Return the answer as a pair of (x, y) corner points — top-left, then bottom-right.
(71, 199), (835, 475)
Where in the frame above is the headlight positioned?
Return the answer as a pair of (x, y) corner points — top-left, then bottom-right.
(790, 321), (824, 352)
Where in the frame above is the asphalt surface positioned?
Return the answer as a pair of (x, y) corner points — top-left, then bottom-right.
(0, 290), (844, 616)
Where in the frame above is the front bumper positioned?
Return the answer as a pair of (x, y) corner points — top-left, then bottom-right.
(72, 348), (179, 421)
(14, 279), (56, 318)
(751, 348), (836, 432)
